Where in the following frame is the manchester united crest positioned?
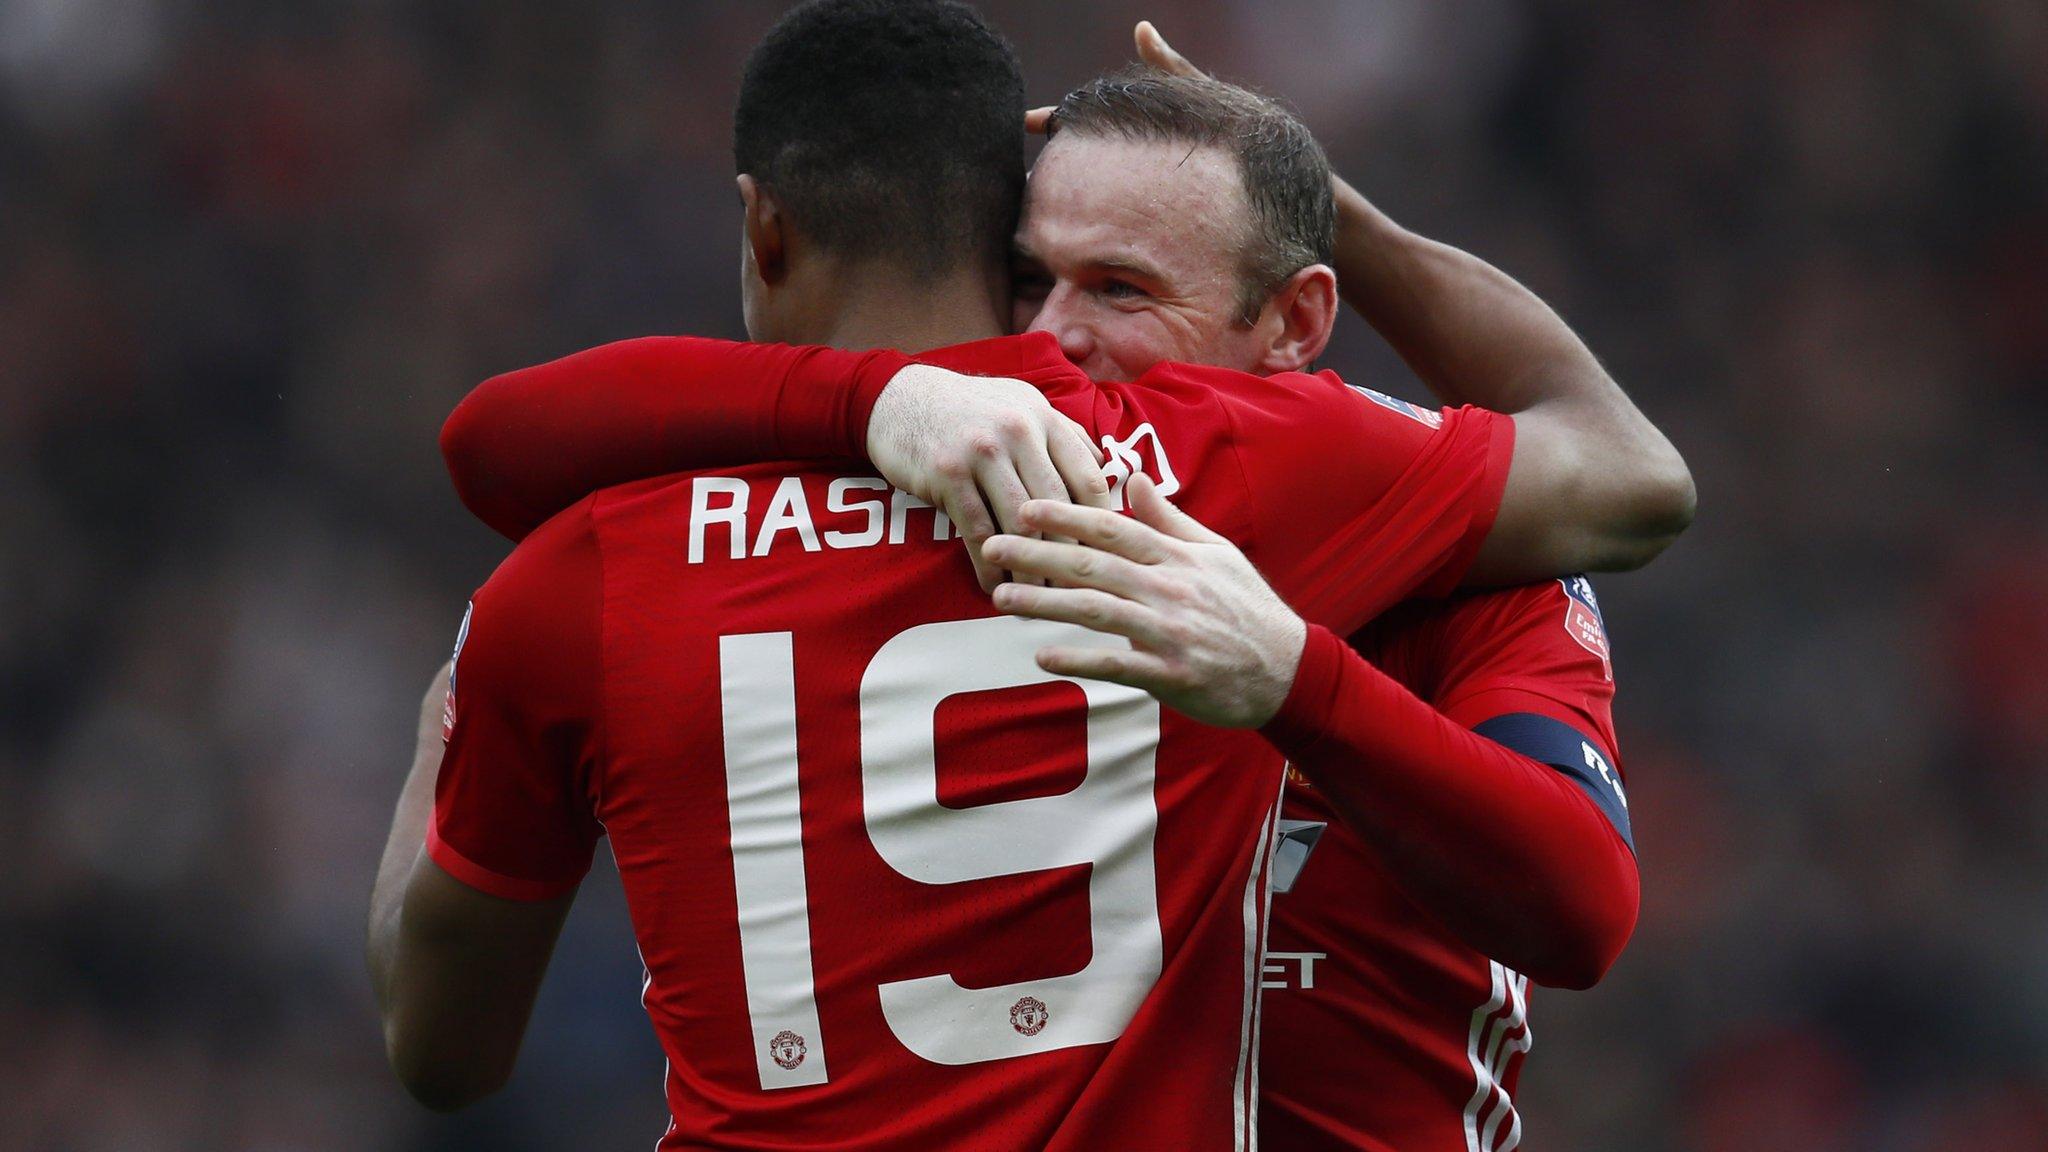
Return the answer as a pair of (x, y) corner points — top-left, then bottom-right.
(769, 1029), (807, 1070)
(1009, 996), (1049, 1037)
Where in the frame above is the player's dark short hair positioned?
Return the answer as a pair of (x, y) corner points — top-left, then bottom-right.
(1051, 70), (1336, 324)
(735, 0), (1025, 275)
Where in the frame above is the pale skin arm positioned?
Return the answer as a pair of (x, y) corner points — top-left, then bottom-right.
(1028, 24), (1697, 581)
(367, 661), (575, 1112)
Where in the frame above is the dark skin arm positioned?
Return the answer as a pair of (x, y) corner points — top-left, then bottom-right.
(366, 662), (575, 1112)
(1325, 179), (1695, 579)
(1129, 23), (1696, 580)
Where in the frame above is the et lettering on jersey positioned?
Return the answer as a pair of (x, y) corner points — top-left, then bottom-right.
(1260, 578), (1626, 1152)
(430, 332), (1514, 1151)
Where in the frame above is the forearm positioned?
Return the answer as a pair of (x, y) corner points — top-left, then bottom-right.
(442, 338), (912, 541)
(1262, 626), (1638, 988)
(368, 661), (453, 1012)
(1335, 179), (1694, 574)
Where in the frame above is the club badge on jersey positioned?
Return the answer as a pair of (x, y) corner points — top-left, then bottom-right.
(441, 601), (473, 743)
(1559, 575), (1612, 681)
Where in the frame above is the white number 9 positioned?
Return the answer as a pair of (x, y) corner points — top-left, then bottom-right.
(862, 616), (1163, 1064)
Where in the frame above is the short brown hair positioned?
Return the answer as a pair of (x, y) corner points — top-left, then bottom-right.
(1050, 69), (1335, 324)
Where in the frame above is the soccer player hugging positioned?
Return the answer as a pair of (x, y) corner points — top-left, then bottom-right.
(375, 4), (1690, 1148)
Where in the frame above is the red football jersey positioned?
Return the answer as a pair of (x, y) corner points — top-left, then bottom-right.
(1260, 577), (1629, 1152)
(430, 333), (1512, 1150)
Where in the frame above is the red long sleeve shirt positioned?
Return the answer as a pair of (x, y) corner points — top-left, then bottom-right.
(1258, 579), (1638, 1152)
(441, 337), (911, 541)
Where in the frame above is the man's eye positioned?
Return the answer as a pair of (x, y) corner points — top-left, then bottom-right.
(1101, 279), (1147, 300)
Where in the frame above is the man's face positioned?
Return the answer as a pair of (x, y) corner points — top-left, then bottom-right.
(1014, 133), (1275, 382)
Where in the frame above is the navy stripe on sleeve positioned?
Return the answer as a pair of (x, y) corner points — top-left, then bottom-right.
(1472, 713), (1633, 853)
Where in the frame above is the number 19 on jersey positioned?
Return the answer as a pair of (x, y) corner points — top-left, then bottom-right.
(718, 616), (1165, 1088)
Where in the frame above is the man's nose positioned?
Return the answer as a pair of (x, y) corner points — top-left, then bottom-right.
(1029, 284), (1094, 364)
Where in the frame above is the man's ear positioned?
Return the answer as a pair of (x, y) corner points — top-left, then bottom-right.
(1251, 263), (1338, 374)
(738, 174), (787, 286)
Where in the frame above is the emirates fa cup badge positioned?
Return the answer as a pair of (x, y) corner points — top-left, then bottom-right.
(1009, 996), (1049, 1036)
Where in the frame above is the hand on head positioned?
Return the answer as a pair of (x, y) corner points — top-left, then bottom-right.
(1025, 21), (1209, 135)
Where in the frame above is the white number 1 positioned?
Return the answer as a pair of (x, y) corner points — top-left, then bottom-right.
(719, 617), (1163, 1089)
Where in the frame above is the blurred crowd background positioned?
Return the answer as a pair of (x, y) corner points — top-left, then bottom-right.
(4, 1), (2045, 1148)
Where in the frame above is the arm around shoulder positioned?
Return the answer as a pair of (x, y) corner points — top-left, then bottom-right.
(1327, 180), (1696, 582)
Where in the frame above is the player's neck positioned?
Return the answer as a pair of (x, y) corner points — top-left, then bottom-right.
(807, 260), (1009, 354)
